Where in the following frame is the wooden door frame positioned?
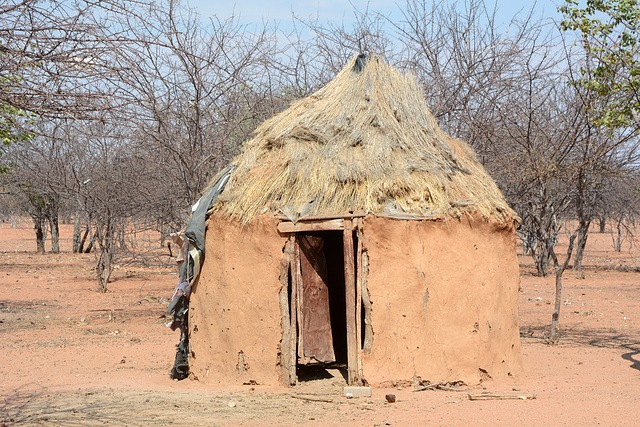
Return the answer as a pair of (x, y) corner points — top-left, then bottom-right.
(278, 216), (363, 386)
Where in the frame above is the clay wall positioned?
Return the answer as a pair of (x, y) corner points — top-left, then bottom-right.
(188, 214), (287, 385)
(361, 215), (522, 385)
(190, 213), (522, 387)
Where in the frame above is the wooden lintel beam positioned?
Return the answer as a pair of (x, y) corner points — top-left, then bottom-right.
(275, 213), (366, 221)
(277, 219), (344, 233)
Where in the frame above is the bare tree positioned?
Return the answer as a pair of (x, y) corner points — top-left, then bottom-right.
(0, 0), (141, 120)
(601, 171), (640, 252)
(1, 122), (68, 253)
(2, 0), (281, 287)
(563, 39), (640, 273)
(395, 0), (557, 150)
(485, 44), (639, 341)
(6, 0), (637, 308)
(103, 0), (281, 212)
(290, 3), (398, 86)
(67, 116), (171, 291)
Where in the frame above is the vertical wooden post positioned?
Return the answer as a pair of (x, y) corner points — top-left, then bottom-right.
(279, 250), (292, 385)
(355, 219), (363, 384)
(288, 235), (298, 384)
(294, 237), (306, 364)
(343, 219), (357, 385)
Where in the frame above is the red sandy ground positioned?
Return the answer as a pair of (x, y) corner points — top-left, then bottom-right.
(1, 219), (639, 426)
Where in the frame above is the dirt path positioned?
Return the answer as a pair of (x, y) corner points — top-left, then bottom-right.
(1, 222), (639, 425)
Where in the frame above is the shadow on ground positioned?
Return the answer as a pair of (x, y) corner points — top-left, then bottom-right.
(1, 386), (163, 425)
(621, 345), (640, 372)
(521, 325), (640, 373)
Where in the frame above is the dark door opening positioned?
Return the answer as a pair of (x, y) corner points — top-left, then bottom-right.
(296, 231), (348, 379)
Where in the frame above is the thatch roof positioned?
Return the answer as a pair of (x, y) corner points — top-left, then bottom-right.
(210, 54), (515, 224)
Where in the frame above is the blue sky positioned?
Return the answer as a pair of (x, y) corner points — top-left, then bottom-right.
(186, 0), (565, 29)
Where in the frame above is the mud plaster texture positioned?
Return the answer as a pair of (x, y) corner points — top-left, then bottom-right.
(189, 213), (522, 387)
(361, 215), (522, 385)
(189, 213), (287, 386)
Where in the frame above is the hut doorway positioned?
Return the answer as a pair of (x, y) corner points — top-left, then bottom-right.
(279, 218), (362, 385)
(296, 231), (347, 369)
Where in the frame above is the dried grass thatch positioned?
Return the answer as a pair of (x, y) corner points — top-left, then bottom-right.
(210, 54), (515, 224)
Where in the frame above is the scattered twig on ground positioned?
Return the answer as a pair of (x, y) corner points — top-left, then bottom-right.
(436, 385), (467, 392)
(413, 382), (443, 392)
(468, 392), (536, 401)
(290, 395), (335, 403)
(413, 382), (467, 392)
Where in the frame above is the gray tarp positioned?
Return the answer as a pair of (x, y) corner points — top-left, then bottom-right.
(169, 164), (235, 380)
(179, 165), (236, 285)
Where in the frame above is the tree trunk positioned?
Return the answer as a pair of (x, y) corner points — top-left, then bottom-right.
(159, 221), (166, 247)
(599, 217), (606, 233)
(72, 213), (83, 253)
(96, 245), (113, 292)
(519, 230), (537, 256)
(117, 221), (126, 249)
(533, 244), (551, 277)
(611, 217), (624, 252)
(572, 176), (593, 274)
(28, 197), (47, 254)
(547, 233), (577, 344)
(95, 217), (114, 292)
(548, 262), (564, 344)
(33, 214), (46, 254)
(529, 211), (560, 277)
(47, 201), (60, 254)
(572, 219), (591, 273)
(78, 225), (90, 253)
(83, 232), (93, 253)
(48, 215), (60, 253)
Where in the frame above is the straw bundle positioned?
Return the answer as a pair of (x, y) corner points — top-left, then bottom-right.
(210, 54), (515, 224)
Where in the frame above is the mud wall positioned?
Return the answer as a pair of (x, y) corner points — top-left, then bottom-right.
(361, 215), (522, 385)
(189, 214), (287, 385)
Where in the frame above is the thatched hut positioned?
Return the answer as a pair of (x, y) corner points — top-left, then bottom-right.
(188, 54), (522, 387)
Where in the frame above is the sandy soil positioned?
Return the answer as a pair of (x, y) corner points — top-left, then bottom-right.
(1, 220), (639, 426)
